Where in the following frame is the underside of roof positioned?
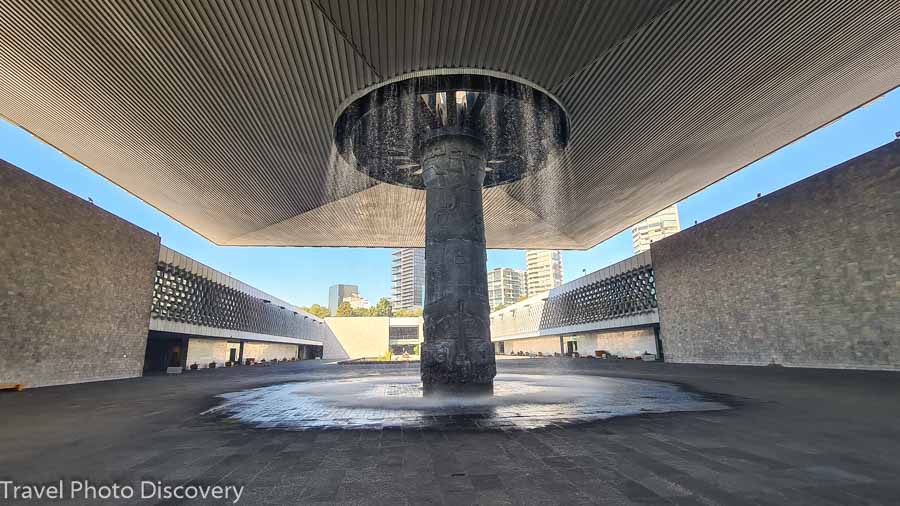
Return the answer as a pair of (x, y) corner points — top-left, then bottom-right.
(1, 1), (898, 249)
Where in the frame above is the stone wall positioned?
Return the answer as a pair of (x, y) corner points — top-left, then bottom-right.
(500, 336), (561, 356)
(323, 317), (390, 359)
(185, 338), (229, 368)
(592, 328), (657, 358)
(243, 341), (298, 362)
(318, 322), (351, 360)
(498, 327), (657, 358)
(653, 140), (900, 370)
(0, 160), (160, 387)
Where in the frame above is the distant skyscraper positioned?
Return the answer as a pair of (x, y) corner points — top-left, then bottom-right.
(632, 204), (681, 254)
(525, 250), (563, 296)
(487, 268), (526, 310)
(328, 284), (359, 315)
(391, 248), (425, 311)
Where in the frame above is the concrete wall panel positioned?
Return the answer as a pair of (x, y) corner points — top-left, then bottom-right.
(653, 141), (900, 370)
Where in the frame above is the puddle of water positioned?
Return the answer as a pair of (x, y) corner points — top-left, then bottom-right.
(204, 373), (728, 430)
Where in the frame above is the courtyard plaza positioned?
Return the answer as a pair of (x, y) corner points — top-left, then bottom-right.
(1, 2), (899, 504)
(1, 359), (898, 505)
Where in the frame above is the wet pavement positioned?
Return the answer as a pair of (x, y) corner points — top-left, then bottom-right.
(1, 359), (899, 505)
(206, 374), (727, 430)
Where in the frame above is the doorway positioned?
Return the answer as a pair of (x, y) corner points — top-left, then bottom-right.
(143, 332), (189, 372)
(565, 338), (578, 357)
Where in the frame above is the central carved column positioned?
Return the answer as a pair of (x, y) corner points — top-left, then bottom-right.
(420, 134), (497, 394)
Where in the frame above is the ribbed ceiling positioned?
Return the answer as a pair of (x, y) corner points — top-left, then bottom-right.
(1, 1), (898, 249)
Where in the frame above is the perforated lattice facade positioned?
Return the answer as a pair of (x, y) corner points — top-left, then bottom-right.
(540, 266), (657, 329)
(151, 262), (306, 339)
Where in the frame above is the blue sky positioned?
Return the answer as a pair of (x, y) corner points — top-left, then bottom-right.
(1, 89), (897, 307)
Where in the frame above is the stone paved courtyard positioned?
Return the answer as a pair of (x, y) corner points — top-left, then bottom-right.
(1, 359), (899, 505)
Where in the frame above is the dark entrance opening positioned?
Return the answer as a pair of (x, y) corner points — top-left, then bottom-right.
(565, 339), (578, 357)
(144, 331), (189, 373)
(653, 325), (664, 361)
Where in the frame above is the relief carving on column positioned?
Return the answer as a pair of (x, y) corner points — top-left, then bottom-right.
(421, 135), (496, 392)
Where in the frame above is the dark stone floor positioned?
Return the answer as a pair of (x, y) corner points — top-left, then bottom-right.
(1, 359), (899, 505)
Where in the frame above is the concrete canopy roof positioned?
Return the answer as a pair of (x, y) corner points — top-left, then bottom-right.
(1, 1), (898, 249)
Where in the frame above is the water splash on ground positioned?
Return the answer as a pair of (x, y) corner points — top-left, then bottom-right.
(204, 373), (728, 430)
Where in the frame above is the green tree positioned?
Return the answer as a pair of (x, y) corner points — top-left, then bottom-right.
(370, 297), (393, 317)
(493, 303), (509, 312)
(300, 304), (330, 318)
(393, 307), (423, 317)
(335, 301), (353, 317)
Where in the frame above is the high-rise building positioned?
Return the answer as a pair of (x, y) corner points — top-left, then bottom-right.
(487, 268), (526, 311)
(525, 250), (563, 296)
(328, 284), (359, 315)
(632, 204), (681, 254)
(391, 248), (425, 311)
(344, 292), (369, 309)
